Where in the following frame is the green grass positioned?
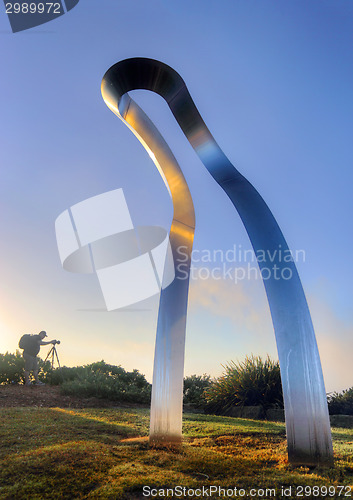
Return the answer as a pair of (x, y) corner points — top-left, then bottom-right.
(0, 408), (352, 499)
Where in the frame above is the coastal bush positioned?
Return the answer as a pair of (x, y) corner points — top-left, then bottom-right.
(204, 355), (283, 415)
(53, 361), (152, 404)
(0, 351), (50, 384)
(183, 374), (212, 409)
(328, 387), (353, 415)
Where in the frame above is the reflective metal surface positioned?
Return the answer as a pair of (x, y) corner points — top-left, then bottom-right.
(102, 85), (195, 446)
(101, 58), (333, 465)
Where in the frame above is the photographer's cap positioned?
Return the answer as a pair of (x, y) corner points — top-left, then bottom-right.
(39, 330), (47, 337)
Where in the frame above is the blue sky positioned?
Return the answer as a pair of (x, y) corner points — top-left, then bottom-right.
(0, 0), (352, 392)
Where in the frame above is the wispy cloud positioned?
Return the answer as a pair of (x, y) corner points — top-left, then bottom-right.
(187, 276), (352, 392)
(189, 275), (273, 333)
(308, 295), (353, 393)
(185, 277), (277, 377)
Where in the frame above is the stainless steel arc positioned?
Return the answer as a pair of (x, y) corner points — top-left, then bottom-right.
(101, 58), (333, 466)
(103, 88), (195, 446)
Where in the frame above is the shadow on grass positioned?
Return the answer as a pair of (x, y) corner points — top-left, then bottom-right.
(0, 407), (151, 499)
(183, 412), (286, 438)
(0, 407), (150, 459)
(0, 408), (352, 499)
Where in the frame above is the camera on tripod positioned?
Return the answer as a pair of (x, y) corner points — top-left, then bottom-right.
(44, 340), (61, 369)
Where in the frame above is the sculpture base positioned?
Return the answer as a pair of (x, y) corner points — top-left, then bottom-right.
(288, 449), (334, 468)
(149, 434), (182, 449)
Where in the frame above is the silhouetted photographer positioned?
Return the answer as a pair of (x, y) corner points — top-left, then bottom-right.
(19, 330), (60, 386)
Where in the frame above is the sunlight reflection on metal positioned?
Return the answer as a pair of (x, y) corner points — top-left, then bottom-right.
(102, 88), (195, 445)
(101, 58), (333, 465)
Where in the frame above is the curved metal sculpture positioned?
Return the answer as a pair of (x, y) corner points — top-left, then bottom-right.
(101, 58), (333, 466)
(102, 85), (195, 446)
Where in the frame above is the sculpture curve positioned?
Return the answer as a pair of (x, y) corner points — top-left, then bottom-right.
(101, 58), (333, 466)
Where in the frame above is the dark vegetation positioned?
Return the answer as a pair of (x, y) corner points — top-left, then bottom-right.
(328, 388), (353, 416)
(50, 361), (152, 404)
(0, 351), (51, 385)
(0, 352), (151, 404)
(183, 374), (211, 408)
(204, 355), (283, 415)
(1, 351), (352, 415)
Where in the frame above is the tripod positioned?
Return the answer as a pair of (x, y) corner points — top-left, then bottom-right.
(44, 344), (61, 370)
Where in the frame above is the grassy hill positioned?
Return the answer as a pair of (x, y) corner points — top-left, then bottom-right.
(0, 407), (352, 499)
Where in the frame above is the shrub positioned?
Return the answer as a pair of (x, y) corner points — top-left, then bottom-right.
(204, 355), (283, 415)
(56, 361), (151, 404)
(46, 365), (88, 385)
(0, 353), (151, 404)
(0, 351), (51, 384)
(183, 374), (212, 409)
(0, 351), (25, 384)
(328, 387), (353, 415)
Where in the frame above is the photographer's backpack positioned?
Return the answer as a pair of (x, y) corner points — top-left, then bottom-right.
(19, 334), (33, 351)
